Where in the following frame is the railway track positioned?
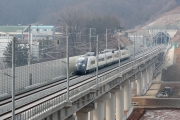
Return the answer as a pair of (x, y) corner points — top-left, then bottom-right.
(0, 56), (135, 119)
(0, 76), (79, 106)
(0, 46), (163, 119)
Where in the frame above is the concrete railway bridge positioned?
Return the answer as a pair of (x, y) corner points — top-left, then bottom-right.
(0, 44), (170, 120)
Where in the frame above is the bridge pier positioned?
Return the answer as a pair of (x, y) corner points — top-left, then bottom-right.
(142, 69), (147, 93)
(115, 86), (124, 120)
(150, 65), (153, 84)
(76, 112), (88, 120)
(88, 111), (93, 120)
(52, 111), (59, 120)
(123, 80), (131, 111)
(93, 101), (104, 120)
(76, 102), (96, 120)
(146, 68), (150, 88)
(93, 93), (111, 120)
(106, 92), (115, 120)
(131, 81), (136, 90)
(136, 72), (143, 95)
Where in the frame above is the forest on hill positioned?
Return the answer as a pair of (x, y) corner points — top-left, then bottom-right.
(0, 0), (180, 29)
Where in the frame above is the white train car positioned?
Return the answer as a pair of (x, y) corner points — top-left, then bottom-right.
(76, 49), (130, 75)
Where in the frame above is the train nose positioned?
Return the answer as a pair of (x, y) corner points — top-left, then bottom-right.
(76, 63), (83, 71)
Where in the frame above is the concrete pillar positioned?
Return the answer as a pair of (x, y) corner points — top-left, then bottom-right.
(52, 111), (58, 120)
(93, 101), (104, 120)
(143, 70), (147, 91)
(124, 83), (131, 111)
(88, 111), (93, 120)
(146, 68), (149, 87)
(131, 81), (136, 90)
(93, 93), (111, 120)
(46, 115), (52, 120)
(150, 65), (153, 82)
(142, 71), (145, 89)
(104, 101), (106, 120)
(136, 72), (143, 95)
(116, 86), (124, 120)
(106, 92), (115, 120)
(153, 63), (155, 72)
(77, 112), (88, 120)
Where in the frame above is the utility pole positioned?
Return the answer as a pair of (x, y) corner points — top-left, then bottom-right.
(118, 32), (121, 72)
(12, 37), (15, 120)
(133, 35), (135, 66)
(106, 29), (111, 49)
(28, 25), (32, 85)
(22, 26), (24, 40)
(18, 24), (23, 40)
(89, 28), (92, 52)
(96, 35), (99, 86)
(143, 35), (145, 61)
(89, 28), (96, 52)
(28, 25), (31, 65)
(106, 29), (107, 49)
(66, 27), (70, 102)
(161, 30), (162, 45)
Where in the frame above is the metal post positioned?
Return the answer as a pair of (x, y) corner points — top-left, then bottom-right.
(66, 27), (69, 101)
(153, 30), (155, 47)
(21, 25), (23, 40)
(155, 31), (156, 46)
(106, 29), (107, 49)
(28, 25), (31, 65)
(166, 31), (168, 45)
(12, 37), (15, 120)
(133, 35), (135, 65)
(143, 35), (145, 61)
(30, 34), (32, 57)
(89, 28), (92, 52)
(161, 30), (163, 45)
(89, 28), (96, 52)
(136, 31), (137, 53)
(118, 33), (121, 72)
(152, 29), (154, 47)
(96, 35), (99, 86)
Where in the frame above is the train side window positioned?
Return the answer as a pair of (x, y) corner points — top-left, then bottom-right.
(107, 56), (112, 59)
(91, 60), (95, 64)
(98, 58), (104, 62)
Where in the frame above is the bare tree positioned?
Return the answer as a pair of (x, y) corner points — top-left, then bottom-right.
(58, 6), (85, 55)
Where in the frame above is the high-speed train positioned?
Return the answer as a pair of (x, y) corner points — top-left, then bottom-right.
(75, 49), (130, 75)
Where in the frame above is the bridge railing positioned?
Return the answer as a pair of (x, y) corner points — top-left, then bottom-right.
(7, 45), (165, 120)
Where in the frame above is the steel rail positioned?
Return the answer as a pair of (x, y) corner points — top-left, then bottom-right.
(0, 76), (79, 106)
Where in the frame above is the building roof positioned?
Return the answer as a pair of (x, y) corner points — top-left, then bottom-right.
(0, 26), (27, 32)
(30, 26), (54, 29)
(0, 26), (54, 33)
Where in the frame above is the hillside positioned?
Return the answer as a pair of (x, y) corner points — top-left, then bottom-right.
(0, 0), (179, 29)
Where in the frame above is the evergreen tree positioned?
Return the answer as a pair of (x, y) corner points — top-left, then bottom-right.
(3, 37), (28, 67)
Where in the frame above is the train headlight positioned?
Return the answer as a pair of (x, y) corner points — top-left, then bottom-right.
(82, 64), (85, 67)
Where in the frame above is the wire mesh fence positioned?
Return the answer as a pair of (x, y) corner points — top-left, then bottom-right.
(0, 32), (142, 96)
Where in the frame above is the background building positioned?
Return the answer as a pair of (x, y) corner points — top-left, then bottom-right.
(0, 25), (55, 40)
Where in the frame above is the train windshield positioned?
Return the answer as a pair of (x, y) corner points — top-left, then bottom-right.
(77, 58), (86, 64)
